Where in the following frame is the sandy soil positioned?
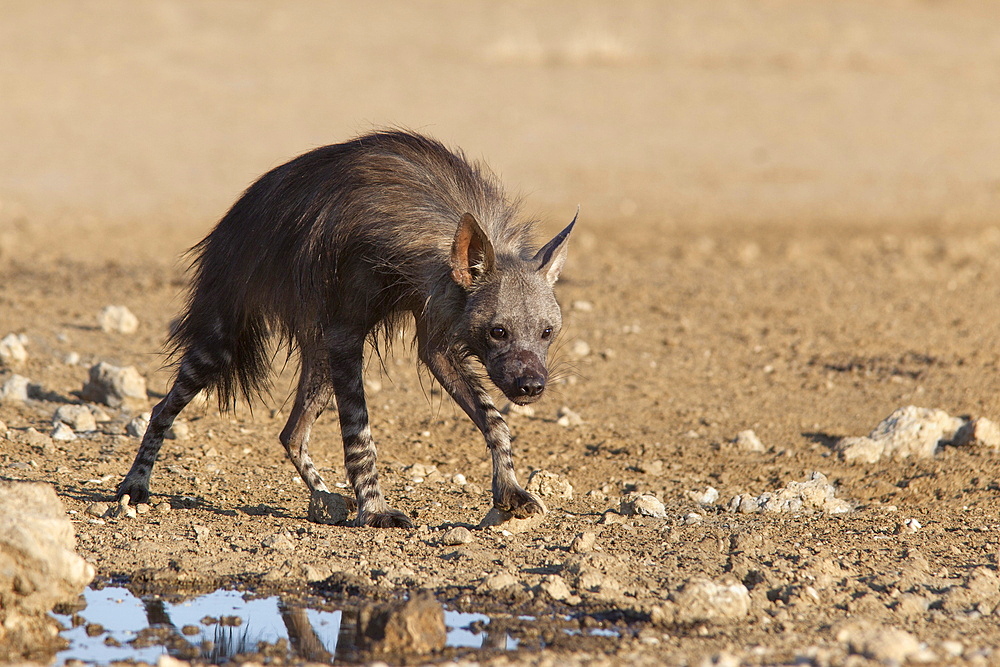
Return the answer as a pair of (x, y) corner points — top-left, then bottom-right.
(3, 2), (1000, 665)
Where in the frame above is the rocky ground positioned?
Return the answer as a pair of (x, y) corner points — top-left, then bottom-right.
(3, 2), (1000, 665)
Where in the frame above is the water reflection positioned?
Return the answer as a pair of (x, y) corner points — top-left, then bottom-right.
(54, 587), (514, 664)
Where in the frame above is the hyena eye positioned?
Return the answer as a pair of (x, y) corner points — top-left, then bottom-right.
(541, 327), (553, 340)
(490, 326), (507, 340)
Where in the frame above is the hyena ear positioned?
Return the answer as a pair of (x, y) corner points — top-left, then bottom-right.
(533, 209), (577, 286)
(450, 212), (496, 288)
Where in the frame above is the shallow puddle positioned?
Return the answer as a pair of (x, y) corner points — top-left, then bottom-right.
(54, 586), (607, 664)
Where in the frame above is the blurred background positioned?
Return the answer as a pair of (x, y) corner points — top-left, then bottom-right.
(2, 0), (999, 261)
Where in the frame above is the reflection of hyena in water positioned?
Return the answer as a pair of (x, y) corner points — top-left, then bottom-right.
(116, 130), (576, 527)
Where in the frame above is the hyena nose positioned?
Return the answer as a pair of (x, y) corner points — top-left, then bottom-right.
(516, 376), (545, 397)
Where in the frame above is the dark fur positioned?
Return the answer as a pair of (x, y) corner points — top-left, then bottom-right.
(116, 130), (574, 527)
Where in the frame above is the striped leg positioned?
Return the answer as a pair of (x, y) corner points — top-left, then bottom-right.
(116, 352), (209, 503)
(328, 336), (412, 528)
(279, 346), (334, 492)
(418, 336), (545, 517)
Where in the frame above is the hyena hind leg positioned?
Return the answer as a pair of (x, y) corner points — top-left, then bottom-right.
(115, 355), (208, 504)
(279, 349), (335, 492)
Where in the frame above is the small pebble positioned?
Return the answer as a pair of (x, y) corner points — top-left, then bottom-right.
(452, 473), (467, 485)
(571, 300), (594, 312)
(556, 406), (583, 427)
(155, 502), (171, 513)
(0, 333), (28, 364)
(0, 374), (31, 402)
(97, 305), (139, 334)
(127, 414), (150, 438)
(570, 340), (591, 358)
(86, 502), (110, 518)
(734, 429), (766, 452)
(440, 526), (474, 546)
(570, 531), (597, 553)
(53, 404), (98, 432)
(51, 422), (77, 441)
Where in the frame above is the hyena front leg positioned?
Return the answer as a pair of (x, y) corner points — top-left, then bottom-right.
(279, 345), (334, 492)
(327, 332), (413, 528)
(419, 343), (545, 517)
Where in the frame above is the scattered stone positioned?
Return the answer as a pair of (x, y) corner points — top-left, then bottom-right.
(620, 493), (667, 519)
(126, 414), (150, 438)
(155, 502), (171, 514)
(80, 362), (148, 409)
(836, 622), (931, 664)
(53, 405), (97, 432)
(0, 420), (6, 434)
(526, 469), (573, 500)
(727, 471), (853, 514)
(0, 481), (95, 659)
(556, 406), (583, 427)
(894, 593), (931, 618)
(50, 422), (76, 442)
(734, 429), (766, 452)
(165, 420), (190, 440)
(570, 340), (591, 357)
(683, 512), (703, 525)
(262, 533), (296, 553)
(64, 351), (81, 365)
(637, 459), (664, 475)
(451, 473), (467, 485)
(85, 502), (110, 518)
(106, 495), (137, 519)
(0, 333), (28, 364)
(97, 305), (139, 334)
(479, 506), (546, 533)
(483, 572), (519, 592)
(0, 374), (31, 402)
(300, 563), (333, 582)
(836, 406), (965, 462)
(307, 491), (349, 525)
(571, 300), (594, 312)
(672, 577), (751, 624)
(440, 526), (473, 546)
(363, 377), (382, 393)
(688, 486), (719, 505)
(898, 518), (921, 534)
(570, 531), (597, 553)
(953, 417), (1000, 450)
(358, 594), (446, 655)
(539, 574), (574, 602)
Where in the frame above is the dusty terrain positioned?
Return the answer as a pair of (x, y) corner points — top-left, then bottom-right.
(3, 2), (1000, 665)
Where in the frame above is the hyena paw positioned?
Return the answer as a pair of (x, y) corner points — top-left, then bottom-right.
(497, 487), (547, 518)
(115, 477), (151, 504)
(360, 509), (415, 529)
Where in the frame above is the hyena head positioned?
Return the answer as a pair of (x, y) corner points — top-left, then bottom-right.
(450, 211), (575, 405)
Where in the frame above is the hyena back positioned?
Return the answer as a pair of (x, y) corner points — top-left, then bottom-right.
(116, 130), (575, 527)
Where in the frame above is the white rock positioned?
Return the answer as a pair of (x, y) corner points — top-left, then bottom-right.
(734, 429), (766, 452)
(837, 406), (965, 462)
(571, 300), (594, 312)
(673, 577), (751, 623)
(97, 305), (139, 334)
(570, 340), (591, 357)
(727, 472), (853, 515)
(0, 333), (27, 364)
(483, 572), (519, 592)
(53, 405), (97, 432)
(63, 351), (81, 365)
(126, 414), (150, 438)
(837, 623), (930, 664)
(80, 362), (147, 409)
(0, 481), (96, 615)
(526, 469), (573, 500)
(539, 575), (573, 601)
(688, 486), (719, 505)
(440, 526), (473, 546)
(451, 474), (467, 486)
(50, 422), (76, 442)
(0, 374), (31, 402)
(165, 420), (190, 440)
(556, 406), (583, 427)
(621, 493), (667, 519)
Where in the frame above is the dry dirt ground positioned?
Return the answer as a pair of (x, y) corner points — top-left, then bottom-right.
(3, 2), (1000, 665)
